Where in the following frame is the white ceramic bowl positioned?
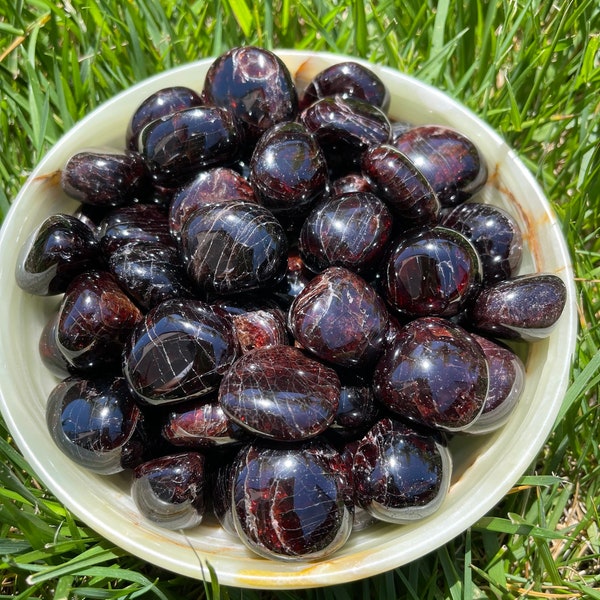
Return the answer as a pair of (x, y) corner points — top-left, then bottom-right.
(0, 50), (577, 589)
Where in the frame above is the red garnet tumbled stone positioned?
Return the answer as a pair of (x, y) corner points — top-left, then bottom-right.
(56, 270), (143, 373)
(218, 345), (340, 441)
(288, 266), (389, 368)
(298, 191), (393, 274)
(202, 46), (298, 146)
(231, 440), (354, 560)
(373, 317), (488, 431)
(392, 125), (488, 207)
(383, 226), (482, 318)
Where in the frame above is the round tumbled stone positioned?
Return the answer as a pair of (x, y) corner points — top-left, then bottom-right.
(288, 266), (389, 368)
(373, 317), (488, 431)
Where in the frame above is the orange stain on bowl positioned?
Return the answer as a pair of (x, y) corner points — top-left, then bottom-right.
(486, 161), (545, 271)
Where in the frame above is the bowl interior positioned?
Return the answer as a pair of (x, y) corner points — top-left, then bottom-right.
(0, 50), (577, 589)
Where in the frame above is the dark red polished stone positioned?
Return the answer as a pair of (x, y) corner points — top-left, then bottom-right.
(39, 313), (74, 378)
(464, 334), (525, 434)
(15, 213), (99, 296)
(392, 125), (488, 207)
(330, 173), (373, 196)
(56, 271), (143, 373)
(289, 267), (389, 368)
(168, 167), (256, 239)
(373, 317), (488, 431)
(179, 200), (288, 296)
(361, 144), (440, 225)
(471, 273), (567, 341)
(330, 371), (379, 435)
(61, 149), (151, 207)
(299, 192), (393, 274)
(231, 440), (354, 560)
(383, 226), (482, 318)
(202, 46), (298, 146)
(132, 452), (206, 530)
(300, 61), (390, 111)
(218, 345), (340, 441)
(272, 247), (315, 306)
(126, 86), (204, 150)
(161, 398), (243, 448)
(250, 121), (329, 224)
(231, 308), (289, 354)
(122, 298), (238, 405)
(349, 417), (451, 523)
(212, 460), (237, 535)
(45, 375), (141, 474)
(442, 201), (523, 284)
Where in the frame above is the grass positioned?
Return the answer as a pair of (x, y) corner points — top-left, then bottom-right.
(1, 0), (599, 597)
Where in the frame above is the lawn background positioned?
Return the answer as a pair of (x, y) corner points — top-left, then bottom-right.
(1, 1), (599, 598)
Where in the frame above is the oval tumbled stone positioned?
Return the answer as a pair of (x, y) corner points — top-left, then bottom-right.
(471, 273), (567, 341)
(218, 345), (340, 441)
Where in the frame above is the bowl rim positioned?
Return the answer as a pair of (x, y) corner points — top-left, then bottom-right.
(0, 49), (578, 589)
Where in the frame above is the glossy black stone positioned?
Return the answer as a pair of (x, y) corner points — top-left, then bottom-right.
(98, 204), (174, 257)
(139, 106), (241, 188)
(231, 440), (354, 560)
(61, 150), (151, 207)
(15, 213), (99, 296)
(373, 317), (488, 431)
(126, 86), (203, 150)
(108, 241), (193, 310)
(202, 46), (298, 146)
(471, 273), (567, 341)
(442, 202), (523, 284)
(123, 298), (238, 405)
(46, 375), (141, 474)
(179, 200), (288, 295)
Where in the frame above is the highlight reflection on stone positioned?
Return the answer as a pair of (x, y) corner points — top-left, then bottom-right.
(349, 418), (452, 523)
(231, 440), (354, 560)
(373, 317), (488, 431)
(289, 267), (389, 368)
(219, 345), (340, 441)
